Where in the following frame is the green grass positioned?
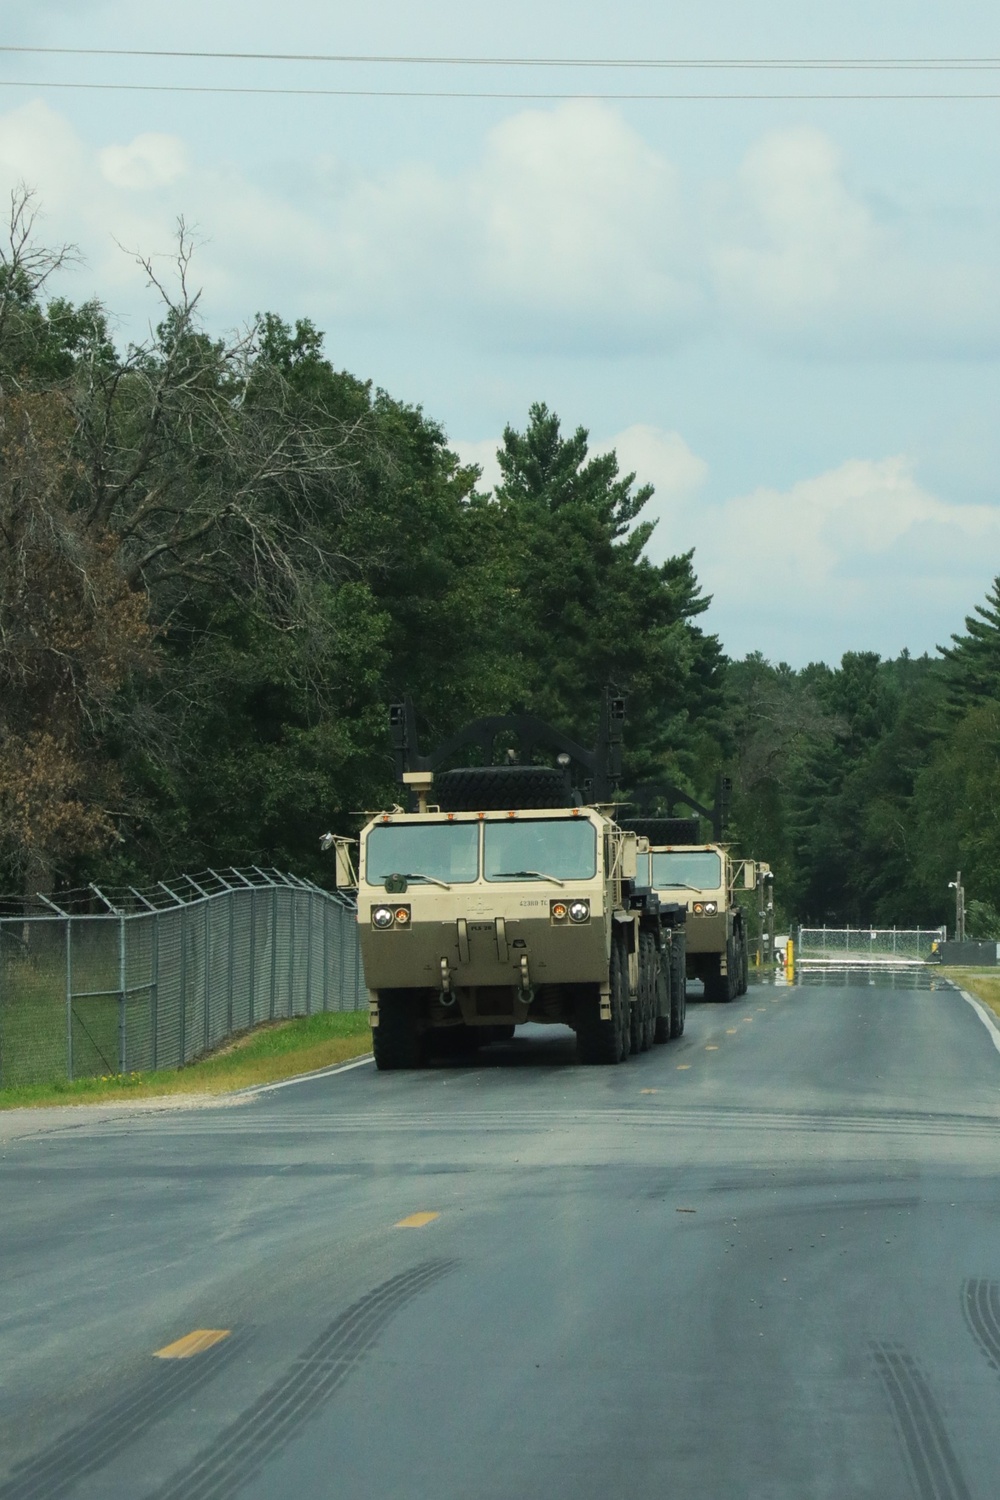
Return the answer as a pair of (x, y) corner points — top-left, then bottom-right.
(939, 967), (1000, 1025)
(0, 1010), (372, 1110)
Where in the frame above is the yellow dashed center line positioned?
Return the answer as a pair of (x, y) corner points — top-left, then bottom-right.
(395, 1211), (440, 1228)
(676, 1064), (691, 1070)
(641, 1088), (659, 1094)
(725, 1028), (738, 1034)
(154, 1329), (230, 1360)
(705, 1045), (719, 1050)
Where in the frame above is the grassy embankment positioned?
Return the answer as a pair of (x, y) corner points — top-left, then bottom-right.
(939, 968), (1000, 1024)
(0, 1010), (372, 1111)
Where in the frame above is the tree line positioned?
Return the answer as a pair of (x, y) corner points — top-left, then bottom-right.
(2, 189), (998, 935)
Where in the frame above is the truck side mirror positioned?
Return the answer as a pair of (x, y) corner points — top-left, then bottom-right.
(743, 861), (756, 889)
(620, 831), (638, 881)
(334, 844), (356, 889)
(321, 833), (357, 889)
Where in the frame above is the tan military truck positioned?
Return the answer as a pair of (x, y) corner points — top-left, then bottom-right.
(325, 698), (687, 1068)
(635, 824), (753, 1002)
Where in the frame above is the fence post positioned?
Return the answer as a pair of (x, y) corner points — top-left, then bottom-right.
(150, 913), (159, 1072)
(288, 888), (296, 1018)
(227, 887), (235, 1036)
(323, 900), (330, 1013)
(203, 899), (211, 1053)
(305, 893), (313, 1016)
(66, 917), (73, 1082)
(118, 911), (127, 1074)
(249, 888), (256, 1028)
(179, 904), (188, 1063)
(270, 884), (278, 1020)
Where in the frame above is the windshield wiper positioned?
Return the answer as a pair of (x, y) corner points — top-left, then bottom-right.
(659, 882), (702, 893)
(387, 871), (452, 890)
(492, 869), (565, 887)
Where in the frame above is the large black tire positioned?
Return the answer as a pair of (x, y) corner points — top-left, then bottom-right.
(670, 944), (687, 1037)
(736, 929), (749, 996)
(631, 934), (649, 1055)
(372, 989), (428, 1070)
(653, 950), (671, 1043)
(434, 765), (571, 812)
(641, 934), (657, 1051)
(577, 936), (629, 1064)
(703, 946), (736, 1003)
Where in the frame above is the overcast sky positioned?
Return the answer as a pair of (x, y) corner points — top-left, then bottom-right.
(3, 1), (1000, 665)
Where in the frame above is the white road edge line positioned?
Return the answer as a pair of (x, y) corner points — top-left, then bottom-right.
(953, 987), (1000, 1059)
(235, 1053), (374, 1098)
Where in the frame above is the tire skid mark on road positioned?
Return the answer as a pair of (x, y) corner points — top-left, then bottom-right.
(962, 1278), (1000, 1372)
(73, 1104), (1000, 1143)
(149, 1259), (456, 1500)
(0, 1332), (244, 1500)
(871, 1342), (973, 1500)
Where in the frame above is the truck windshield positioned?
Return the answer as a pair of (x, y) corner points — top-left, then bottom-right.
(650, 851), (722, 890)
(484, 819), (596, 882)
(365, 822), (479, 886)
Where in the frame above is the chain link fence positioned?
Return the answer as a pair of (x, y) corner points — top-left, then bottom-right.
(797, 926), (946, 967)
(0, 869), (365, 1089)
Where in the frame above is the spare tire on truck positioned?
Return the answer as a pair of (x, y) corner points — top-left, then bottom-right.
(433, 765), (572, 812)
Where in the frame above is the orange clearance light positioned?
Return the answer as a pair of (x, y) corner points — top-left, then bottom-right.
(551, 902), (568, 921)
(507, 810), (517, 819)
(447, 813), (455, 821)
(477, 811), (485, 820)
(381, 814), (391, 823)
(394, 907), (411, 925)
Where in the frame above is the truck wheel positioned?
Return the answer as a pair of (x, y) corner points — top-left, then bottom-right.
(737, 931), (749, 995)
(577, 936), (628, 1064)
(703, 953), (731, 1003)
(640, 934), (657, 1051)
(632, 934), (651, 1054)
(670, 954), (687, 1038)
(724, 938), (738, 1002)
(372, 990), (428, 1070)
(653, 947), (671, 1043)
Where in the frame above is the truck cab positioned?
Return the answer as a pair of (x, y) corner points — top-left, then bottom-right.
(637, 842), (751, 1002)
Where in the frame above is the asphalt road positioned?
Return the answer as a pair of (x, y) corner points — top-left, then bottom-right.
(2, 968), (1000, 1500)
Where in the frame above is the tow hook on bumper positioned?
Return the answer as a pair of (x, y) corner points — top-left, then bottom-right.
(440, 956), (457, 1005)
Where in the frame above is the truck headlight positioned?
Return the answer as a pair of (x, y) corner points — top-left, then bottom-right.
(568, 900), (590, 923)
(372, 906), (394, 928)
(692, 901), (717, 916)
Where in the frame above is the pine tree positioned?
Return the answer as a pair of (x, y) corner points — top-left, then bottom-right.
(939, 576), (1000, 713)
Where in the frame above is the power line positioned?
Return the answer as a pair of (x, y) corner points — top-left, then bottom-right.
(2, 79), (1000, 101)
(3, 45), (1000, 70)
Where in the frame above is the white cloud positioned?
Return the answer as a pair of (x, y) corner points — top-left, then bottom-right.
(99, 134), (188, 191)
(710, 127), (1000, 354)
(2, 99), (1000, 358)
(688, 458), (1000, 661)
(600, 424), (708, 505)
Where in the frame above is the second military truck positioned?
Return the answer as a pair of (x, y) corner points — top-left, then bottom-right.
(635, 820), (752, 1002)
